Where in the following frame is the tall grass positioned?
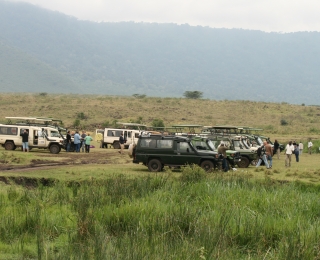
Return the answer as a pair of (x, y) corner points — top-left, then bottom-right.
(1, 170), (320, 259)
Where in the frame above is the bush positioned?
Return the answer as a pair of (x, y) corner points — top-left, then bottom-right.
(280, 119), (288, 126)
(179, 165), (207, 183)
(132, 94), (146, 98)
(152, 118), (165, 128)
(183, 91), (203, 99)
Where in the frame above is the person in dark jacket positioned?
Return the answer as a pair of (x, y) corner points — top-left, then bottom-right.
(119, 133), (125, 154)
(20, 129), (29, 152)
(218, 143), (229, 172)
(66, 130), (71, 152)
(273, 139), (280, 159)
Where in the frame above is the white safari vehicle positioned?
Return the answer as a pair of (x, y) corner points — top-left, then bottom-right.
(0, 117), (64, 153)
(96, 123), (149, 149)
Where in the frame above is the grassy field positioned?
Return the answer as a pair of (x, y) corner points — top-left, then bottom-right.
(1, 147), (320, 259)
(0, 93), (320, 143)
(1, 93), (320, 259)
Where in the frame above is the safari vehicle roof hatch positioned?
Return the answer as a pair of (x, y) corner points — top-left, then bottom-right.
(171, 124), (203, 134)
(5, 117), (66, 133)
(116, 122), (147, 130)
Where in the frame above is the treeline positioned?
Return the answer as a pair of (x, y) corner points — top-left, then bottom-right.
(1, 1), (320, 104)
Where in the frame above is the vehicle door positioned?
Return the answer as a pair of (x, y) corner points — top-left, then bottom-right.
(19, 128), (33, 147)
(35, 129), (47, 147)
(174, 141), (199, 165)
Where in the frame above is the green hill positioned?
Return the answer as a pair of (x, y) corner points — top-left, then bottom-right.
(0, 40), (82, 93)
(1, 1), (320, 104)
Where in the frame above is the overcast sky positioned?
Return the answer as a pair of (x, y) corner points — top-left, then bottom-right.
(7, 0), (320, 33)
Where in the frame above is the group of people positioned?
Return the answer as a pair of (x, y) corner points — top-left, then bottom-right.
(255, 141), (273, 169)
(256, 139), (313, 168)
(66, 130), (93, 153)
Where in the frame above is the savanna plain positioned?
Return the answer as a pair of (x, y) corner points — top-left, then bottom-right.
(1, 93), (320, 259)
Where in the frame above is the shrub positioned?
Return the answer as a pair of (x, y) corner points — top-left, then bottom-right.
(132, 94), (146, 98)
(179, 165), (206, 183)
(77, 112), (86, 120)
(183, 91), (203, 99)
(152, 118), (165, 128)
(73, 119), (80, 127)
(280, 119), (288, 126)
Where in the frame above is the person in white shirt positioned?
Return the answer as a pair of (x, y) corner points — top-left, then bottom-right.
(308, 140), (313, 155)
(299, 141), (303, 155)
(285, 141), (295, 167)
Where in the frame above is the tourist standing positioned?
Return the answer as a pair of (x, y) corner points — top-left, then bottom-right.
(218, 143), (229, 172)
(20, 129), (29, 152)
(308, 139), (313, 155)
(285, 141), (295, 167)
(81, 131), (87, 152)
(264, 141), (273, 169)
(74, 131), (81, 152)
(84, 133), (93, 153)
(299, 141), (303, 155)
(66, 130), (71, 152)
(119, 133), (125, 154)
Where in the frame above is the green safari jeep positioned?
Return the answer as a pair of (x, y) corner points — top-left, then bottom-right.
(133, 134), (223, 172)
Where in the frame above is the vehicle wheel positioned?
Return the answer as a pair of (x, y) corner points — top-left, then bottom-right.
(148, 159), (162, 172)
(49, 144), (60, 154)
(4, 141), (15, 150)
(113, 141), (120, 149)
(237, 157), (250, 168)
(200, 160), (214, 172)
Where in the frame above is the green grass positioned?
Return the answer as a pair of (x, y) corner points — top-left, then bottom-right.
(1, 171), (320, 259)
(1, 91), (320, 259)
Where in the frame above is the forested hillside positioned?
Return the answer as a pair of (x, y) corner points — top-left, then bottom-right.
(1, 1), (320, 104)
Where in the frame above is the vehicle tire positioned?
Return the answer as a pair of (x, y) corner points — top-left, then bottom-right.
(148, 159), (162, 172)
(113, 141), (120, 149)
(237, 157), (250, 168)
(4, 141), (15, 150)
(49, 144), (60, 154)
(200, 160), (214, 172)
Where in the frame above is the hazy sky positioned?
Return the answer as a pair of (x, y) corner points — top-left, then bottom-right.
(7, 0), (320, 32)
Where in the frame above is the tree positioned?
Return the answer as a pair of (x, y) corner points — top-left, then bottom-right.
(183, 91), (203, 99)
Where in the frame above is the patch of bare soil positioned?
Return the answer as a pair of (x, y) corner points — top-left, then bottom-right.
(0, 150), (132, 172)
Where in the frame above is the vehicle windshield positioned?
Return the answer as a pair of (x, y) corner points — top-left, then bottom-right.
(193, 140), (208, 150)
(241, 139), (250, 149)
(233, 140), (242, 149)
(256, 137), (263, 145)
(207, 140), (215, 151)
(50, 130), (61, 137)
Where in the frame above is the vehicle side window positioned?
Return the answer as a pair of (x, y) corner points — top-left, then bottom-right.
(0, 127), (18, 135)
(149, 139), (157, 148)
(157, 140), (173, 148)
(177, 142), (194, 153)
(140, 139), (151, 147)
